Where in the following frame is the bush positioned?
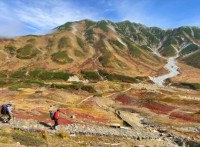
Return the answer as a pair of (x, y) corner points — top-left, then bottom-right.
(16, 44), (38, 59)
(174, 82), (200, 90)
(51, 83), (96, 93)
(58, 37), (70, 49)
(5, 45), (17, 54)
(74, 50), (85, 57)
(98, 70), (143, 83)
(108, 39), (124, 49)
(52, 51), (73, 64)
(96, 20), (109, 32)
(81, 70), (101, 81)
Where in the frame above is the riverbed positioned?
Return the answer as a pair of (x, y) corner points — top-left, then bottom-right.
(150, 57), (180, 86)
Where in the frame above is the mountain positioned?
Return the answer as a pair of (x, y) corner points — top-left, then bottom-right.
(0, 19), (200, 83)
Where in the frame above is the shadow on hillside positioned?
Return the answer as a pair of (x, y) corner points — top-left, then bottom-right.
(39, 121), (52, 128)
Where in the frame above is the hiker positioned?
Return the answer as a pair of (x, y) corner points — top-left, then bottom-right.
(1, 103), (12, 123)
(50, 109), (60, 129)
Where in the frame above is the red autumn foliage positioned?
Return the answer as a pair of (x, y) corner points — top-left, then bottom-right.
(115, 94), (133, 105)
(61, 109), (108, 123)
(169, 112), (200, 123)
(143, 102), (175, 114)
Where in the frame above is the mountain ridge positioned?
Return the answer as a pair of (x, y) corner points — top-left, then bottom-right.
(0, 19), (200, 83)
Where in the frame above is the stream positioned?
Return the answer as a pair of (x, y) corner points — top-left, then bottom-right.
(150, 57), (180, 86)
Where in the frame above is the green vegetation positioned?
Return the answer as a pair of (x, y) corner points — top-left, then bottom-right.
(46, 38), (54, 49)
(108, 39), (124, 49)
(81, 70), (101, 81)
(56, 22), (72, 31)
(74, 50), (85, 57)
(161, 45), (176, 57)
(52, 51), (73, 64)
(58, 37), (70, 49)
(84, 19), (96, 29)
(4, 45), (17, 55)
(85, 28), (94, 43)
(29, 69), (73, 81)
(11, 69), (73, 81)
(181, 44), (199, 55)
(183, 51), (200, 68)
(122, 38), (142, 57)
(173, 82), (200, 90)
(99, 52), (111, 67)
(27, 38), (36, 44)
(98, 70), (146, 83)
(51, 83), (96, 93)
(16, 44), (38, 59)
(76, 37), (88, 52)
(193, 27), (200, 40)
(96, 20), (109, 32)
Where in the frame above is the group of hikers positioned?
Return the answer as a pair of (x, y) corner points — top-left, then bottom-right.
(1, 103), (61, 130)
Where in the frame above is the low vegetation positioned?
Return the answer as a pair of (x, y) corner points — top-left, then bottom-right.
(52, 51), (73, 64)
(58, 37), (70, 49)
(51, 83), (96, 93)
(173, 82), (200, 90)
(16, 44), (38, 59)
(81, 70), (101, 81)
(98, 70), (146, 83)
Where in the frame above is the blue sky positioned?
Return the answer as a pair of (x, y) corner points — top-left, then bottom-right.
(0, 0), (200, 36)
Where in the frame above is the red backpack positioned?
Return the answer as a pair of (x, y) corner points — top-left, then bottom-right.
(53, 111), (59, 119)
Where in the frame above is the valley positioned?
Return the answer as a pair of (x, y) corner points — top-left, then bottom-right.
(0, 19), (200, 146)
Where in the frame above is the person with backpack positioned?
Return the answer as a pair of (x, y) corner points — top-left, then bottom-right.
(1, 103), (12, 123)
(49, 109), (60, 129)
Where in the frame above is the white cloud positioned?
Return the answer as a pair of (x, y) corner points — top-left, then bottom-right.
(0, 0), (99, 36)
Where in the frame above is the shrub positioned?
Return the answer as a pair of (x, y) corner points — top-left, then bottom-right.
(51, 83), (96, 93)
(52, 51), (73, 64)
(16, 44), (38, 59)
(57, 131), (69, 139)
(108, 39), (124, 49)
(5, 45), (17, 54)
(58, 37), (70, 49)
(81, 70), (101, 81)
(96, 20), (109, 32)
(181, 44), (199, 55)
(74, 50), (85, 57)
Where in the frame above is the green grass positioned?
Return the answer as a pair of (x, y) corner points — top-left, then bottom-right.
(52, 51), (73, 64)
(96, 20), (109, 32)
(173, 82), (200, 90)
(74, 50), (85, 57)
(58, 37), (70, 49)
(81, 70), (101, 81)
(11, 69), (73, 81)
(51, 83), (96, 93)
(4, 45), (17, 54)
(16, 44), (38, 59)
(122, 38), (142, 57)
(56, 22), (72, 31)
(98, 70), (146, 83)
(46, 38), (54, 49)
(99, 52), (111, 67)
(76, 37), (88, 53)
(85, 28), (94, 43)
(27, 38), (36, 44)
(108, 39), (124, 49)
(181, 44), (199, 55)
(29, 69), (73, 80)
(183, 51), (200, 68)
(161, 45), (176, 57)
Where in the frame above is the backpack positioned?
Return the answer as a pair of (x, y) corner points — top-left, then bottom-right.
(50, 111), (55, 120)
(53, 111), (59, 120)
(1, 105), (7, 115)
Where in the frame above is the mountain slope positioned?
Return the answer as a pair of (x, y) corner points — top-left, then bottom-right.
(0, 20), (200, 81)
